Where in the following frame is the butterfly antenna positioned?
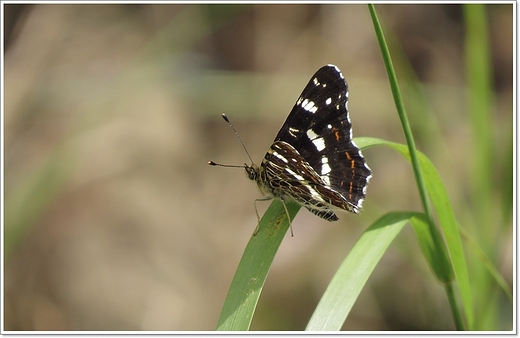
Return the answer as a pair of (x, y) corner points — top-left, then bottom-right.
(207, 161), (243, 168)
(221, 113), (255, 165)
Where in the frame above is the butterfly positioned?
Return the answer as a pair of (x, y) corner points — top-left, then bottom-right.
(209, 64), (371, 233)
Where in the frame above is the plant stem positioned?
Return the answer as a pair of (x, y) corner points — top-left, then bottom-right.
(368, 4), (465, 330)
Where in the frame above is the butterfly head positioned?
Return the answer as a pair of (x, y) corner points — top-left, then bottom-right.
(244, 163), (260, 182)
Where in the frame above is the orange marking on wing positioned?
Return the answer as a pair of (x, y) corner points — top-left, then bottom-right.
(345, 152), (356, 169)
(334, 130), (341, 141)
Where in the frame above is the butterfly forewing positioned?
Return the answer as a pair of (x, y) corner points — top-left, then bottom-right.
(263, 64), (371, 218)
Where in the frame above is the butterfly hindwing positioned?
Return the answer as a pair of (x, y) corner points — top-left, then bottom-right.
(260, 141), (341, 220)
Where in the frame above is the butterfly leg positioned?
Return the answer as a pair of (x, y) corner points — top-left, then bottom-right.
(280, 198), (294, 237)
(253, 197), (294, 237)
(253, 196), (272, 235)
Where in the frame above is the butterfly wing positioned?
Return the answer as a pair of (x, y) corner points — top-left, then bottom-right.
(273, 64), (371, 213)
(260, 140), (341, 221)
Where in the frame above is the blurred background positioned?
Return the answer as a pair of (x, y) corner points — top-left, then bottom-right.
(4, 3), (513, 331)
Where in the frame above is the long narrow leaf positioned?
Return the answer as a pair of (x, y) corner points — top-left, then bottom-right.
(459, 225), (513, 302)
(306, 212), (412, 331)
(367, 5), (467, 329)
(216, 199), (300, 331)
(463, 4), (495, 330)
(409, 213), (451, 283)
(361, 136), (472, 328)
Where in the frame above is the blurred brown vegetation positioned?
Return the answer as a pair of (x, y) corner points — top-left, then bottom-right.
(4, 4), (513, 331)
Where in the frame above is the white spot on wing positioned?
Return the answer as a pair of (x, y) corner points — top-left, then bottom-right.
(320, 157), (331, 185)
(301, 99), (318, 114)
(285, 168), (304, 181)
(272, 151), (288, 163)
(304, 185), (325, 202)
(321, 157), (331, 175)
(306, 129), (318, 140)
(325, 97), (332, 105)
(307, 130), (326, 151)
(288, 127), (299, 137)
(312, 138), (326, 151)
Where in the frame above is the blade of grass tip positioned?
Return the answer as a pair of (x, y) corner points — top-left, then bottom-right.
(306, 211), (412, 331)
(216, 199), (300, 331)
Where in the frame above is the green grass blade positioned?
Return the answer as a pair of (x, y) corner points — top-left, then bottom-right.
(368, 5), (470, 329)
(306, 212), (412, 331)
(463, 4), (498, 330)
(464, 4), (493, 232)
(367, 5), (433, 223)
(361, 136), (472, 329)
(416, 145), (473, 329)
(459, 225), (513, 302)
(409, 213), (452, 283)
(216, 199), (300, 331)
